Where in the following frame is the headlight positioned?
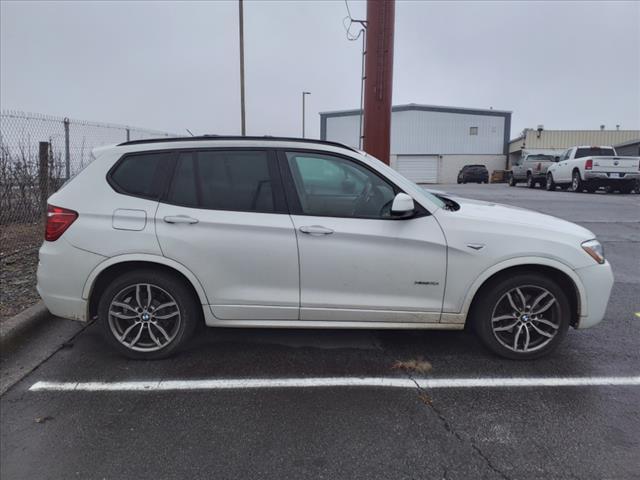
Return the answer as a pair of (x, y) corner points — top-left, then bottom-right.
(582, 239), (605, 264)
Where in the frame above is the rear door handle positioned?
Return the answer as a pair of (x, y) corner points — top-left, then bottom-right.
(163, 215), (199, 225)
(299, 225), (334, 236)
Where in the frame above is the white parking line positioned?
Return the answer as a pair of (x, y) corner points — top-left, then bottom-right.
(29, 376), (640, 392)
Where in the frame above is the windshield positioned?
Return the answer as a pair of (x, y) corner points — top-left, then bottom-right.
(526, 155), (554, 161)
(575, 147), (615, 158)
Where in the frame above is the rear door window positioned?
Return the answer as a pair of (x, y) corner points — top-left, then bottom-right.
(109, 152), (172, 199)
(166, 150), (280, 213)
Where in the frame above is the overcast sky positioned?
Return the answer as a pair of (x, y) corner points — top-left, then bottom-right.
(1, 0), (639, 139)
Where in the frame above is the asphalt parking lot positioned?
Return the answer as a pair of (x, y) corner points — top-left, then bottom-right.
(1, 184), (639, 480)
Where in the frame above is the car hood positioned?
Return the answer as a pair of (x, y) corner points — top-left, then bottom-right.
(441, 196), (595, 240)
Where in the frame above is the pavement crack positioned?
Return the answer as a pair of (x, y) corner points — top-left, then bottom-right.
(406, 373), (512, 480)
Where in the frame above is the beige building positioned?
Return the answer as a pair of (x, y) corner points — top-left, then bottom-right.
(509, 128), (640, 167)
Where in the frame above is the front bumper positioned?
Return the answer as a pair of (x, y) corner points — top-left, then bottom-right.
(37, 238), (106, 322)
(574, 261), (614, 329)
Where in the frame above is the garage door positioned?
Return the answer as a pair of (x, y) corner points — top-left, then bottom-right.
(395, 156), (439, 184)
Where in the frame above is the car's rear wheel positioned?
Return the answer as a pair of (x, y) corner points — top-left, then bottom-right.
(98, 270), (199, 359)
(571, 170), (584, 192)
(472, 273), (570, 360)
(619, 183), (634, 194)
(508, 174), (516, 187)
(526, 173), (535, 188)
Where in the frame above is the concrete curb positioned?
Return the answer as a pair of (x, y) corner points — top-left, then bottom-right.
(0, 301), (50, 351)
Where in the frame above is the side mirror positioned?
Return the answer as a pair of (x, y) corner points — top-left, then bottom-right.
(391, 193), (415, 218)
(554, 156), (560, 162)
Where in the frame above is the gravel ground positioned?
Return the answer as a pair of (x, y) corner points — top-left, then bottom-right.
(0, 223), (42, 323)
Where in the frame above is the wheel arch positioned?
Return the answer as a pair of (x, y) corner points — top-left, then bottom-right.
(462, 258), (585, 328)
(83, 254), (209, 321)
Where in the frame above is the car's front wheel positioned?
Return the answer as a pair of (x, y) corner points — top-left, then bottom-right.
(545, 173), (556, 191)
(472, 273), (570, 360)
(508, 174), (516, 187)
(98, 270), (199, 359)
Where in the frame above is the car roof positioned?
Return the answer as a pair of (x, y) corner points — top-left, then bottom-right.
(117, 135), (358, 153)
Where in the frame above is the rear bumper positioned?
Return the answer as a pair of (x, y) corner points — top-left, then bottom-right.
(462, 175), (488, 182)
(574, 261), (614, 329)
(585, 171), (639, 183)
(37, 239), (106, 322)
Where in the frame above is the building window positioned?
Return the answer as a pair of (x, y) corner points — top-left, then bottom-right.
(469, 127), (478, 136)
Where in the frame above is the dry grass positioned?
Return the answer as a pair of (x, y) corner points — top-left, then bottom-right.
(391, 357), (433, 375)
(0, 222), (43, 258)
(0, 248), (39, 323)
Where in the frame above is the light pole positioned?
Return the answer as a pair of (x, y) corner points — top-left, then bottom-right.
(239, 0), (246, 136)
(302, 91), (311, 138)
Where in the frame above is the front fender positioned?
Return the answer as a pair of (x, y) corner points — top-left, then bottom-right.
(458, 256), (587, 320)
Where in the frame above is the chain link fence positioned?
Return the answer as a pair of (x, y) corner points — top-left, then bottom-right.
(0, 111), (175, 320)
(0, 111), (175, 258)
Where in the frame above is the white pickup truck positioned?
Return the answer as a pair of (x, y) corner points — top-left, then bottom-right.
(546, 146), (640, 193)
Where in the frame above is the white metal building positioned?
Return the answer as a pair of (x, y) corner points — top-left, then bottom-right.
(320, 104), (511, 184)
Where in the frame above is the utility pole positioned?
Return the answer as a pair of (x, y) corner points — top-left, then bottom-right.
(302, 91), (311, 138)
(362, 0), (395, 164)
(238, 0), (246, 135)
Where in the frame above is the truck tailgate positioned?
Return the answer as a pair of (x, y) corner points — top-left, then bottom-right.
(592, 156), (639, 173)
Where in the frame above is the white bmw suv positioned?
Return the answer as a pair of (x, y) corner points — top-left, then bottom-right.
(37, 137), (614, 360)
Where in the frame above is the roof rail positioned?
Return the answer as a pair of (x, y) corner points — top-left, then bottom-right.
(118, 135), (358, 152)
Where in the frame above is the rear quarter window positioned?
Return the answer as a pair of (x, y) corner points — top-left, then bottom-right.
(109, 152), (172, 199)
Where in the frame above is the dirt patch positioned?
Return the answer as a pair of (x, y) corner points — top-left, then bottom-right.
(1, 222), (43, 258)
(392, 357), (433, 375)
(0, 248), (40, 323)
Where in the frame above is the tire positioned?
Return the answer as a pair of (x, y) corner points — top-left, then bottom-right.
(526, 173), (535, 189)
(545, 173), (556, 191)
(619, 184), (633, 194)
(472, 273), (570, 360)
(508, 174), (516, 187)
(98, 269), (200, 359)
(571, 170), (584, 192)
(457, 178), (462, 184)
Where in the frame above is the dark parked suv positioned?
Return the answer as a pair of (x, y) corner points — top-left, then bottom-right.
(457, 164), (489, 184)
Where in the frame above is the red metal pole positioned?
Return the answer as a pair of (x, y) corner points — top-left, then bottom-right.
(362, 0), (395, 165)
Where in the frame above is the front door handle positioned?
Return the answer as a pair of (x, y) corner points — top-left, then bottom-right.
(299, 225), (334, 236)
(163, 215), (199, 224)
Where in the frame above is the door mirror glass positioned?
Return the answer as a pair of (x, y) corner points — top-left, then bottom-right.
(391, 193), (415, 217)
(554, 156), (560, 162)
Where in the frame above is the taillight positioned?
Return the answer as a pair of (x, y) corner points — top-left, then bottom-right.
(585, 159), (593, 170)
(45, 205), (78, 241)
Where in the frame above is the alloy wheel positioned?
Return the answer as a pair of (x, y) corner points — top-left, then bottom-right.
(108, 283), (182, 352)
(490, 285), (560, 353)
